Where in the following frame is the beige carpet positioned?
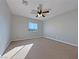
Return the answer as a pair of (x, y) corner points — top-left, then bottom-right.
(3, 38), (77, 59)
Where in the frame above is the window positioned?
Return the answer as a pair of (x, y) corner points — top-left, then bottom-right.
(28, 22), (38, 31)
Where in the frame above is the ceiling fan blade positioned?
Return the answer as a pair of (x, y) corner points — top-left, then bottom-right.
(43, 11), (49, 13)
(36, 15), (38, 17)
(42, 14), (45, 17)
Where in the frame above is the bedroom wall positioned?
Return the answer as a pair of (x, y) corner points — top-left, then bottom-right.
(0, 0), (12, 56)
(12, 15), (43, 41)
(43, 9), (78, 46)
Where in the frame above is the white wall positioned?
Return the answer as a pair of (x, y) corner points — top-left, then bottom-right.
(12, 15), (43, 41)
(43, 9), (78, 46)
(0, 0), (11, 56)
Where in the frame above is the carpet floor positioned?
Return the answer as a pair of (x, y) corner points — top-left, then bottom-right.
(3, 37), (77, 59)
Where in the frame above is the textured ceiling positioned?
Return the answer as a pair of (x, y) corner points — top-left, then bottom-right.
(6, 0), (78, 20)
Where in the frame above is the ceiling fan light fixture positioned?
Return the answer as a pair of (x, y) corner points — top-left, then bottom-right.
(37, 14), (42, 17)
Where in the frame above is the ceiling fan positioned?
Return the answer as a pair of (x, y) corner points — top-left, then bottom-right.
(31, 4), (51, 17)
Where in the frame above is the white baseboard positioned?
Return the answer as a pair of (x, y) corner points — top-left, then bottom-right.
(11, 36), (43, 42)
(11, 36), (78, 47)
(44, 36), (78, 47)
